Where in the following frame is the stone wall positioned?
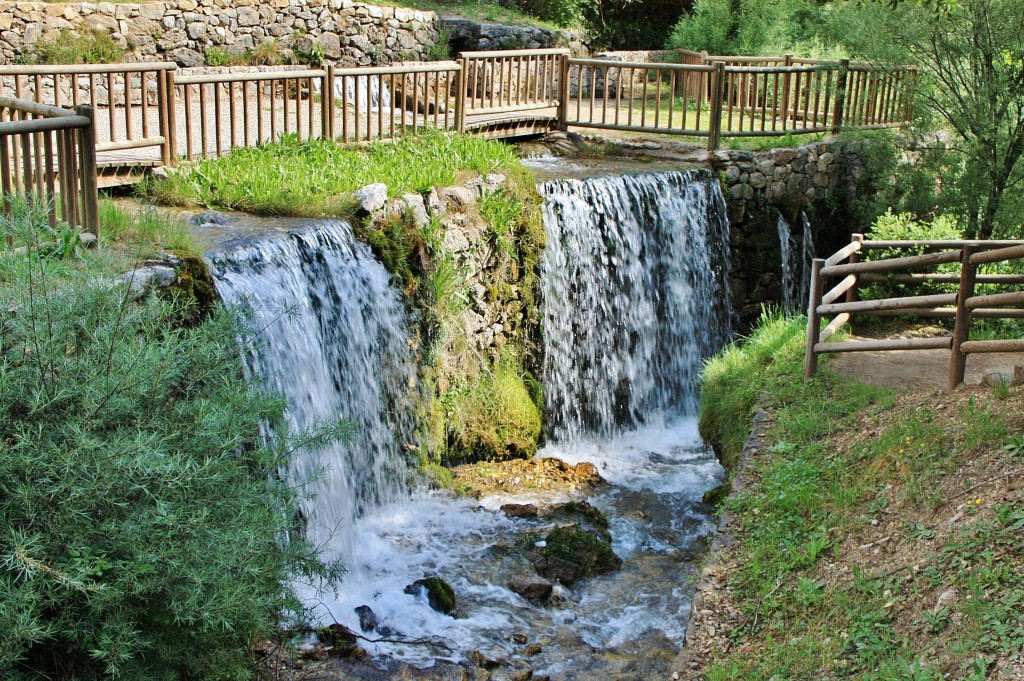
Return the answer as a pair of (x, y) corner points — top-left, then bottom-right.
(710, 139), (870, 325)
(0, 0), (441, 66)
(439, 17), (587, 56)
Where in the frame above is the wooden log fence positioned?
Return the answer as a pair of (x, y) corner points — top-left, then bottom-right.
(805, 235), (1024, 390)
(0, 96), (99, 236)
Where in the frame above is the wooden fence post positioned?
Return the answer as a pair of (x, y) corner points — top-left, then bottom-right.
(75, 104), (99, 238)
(557, 53), (571, 131)
(804, 257), (825, 380)
(831, 59), (849, 134)
(163, 68), (177, 167)
(457, 57), (468, 133)
(454, 61), (466, 134)
(707, 61), (726, 151)
(948, 244), (977, 390)
(322, 65), (335, 141)
(846, 232), (864, 302)
(780, 54), (793, 129)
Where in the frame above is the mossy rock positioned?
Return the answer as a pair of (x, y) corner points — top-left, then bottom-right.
(404, 576), (456, 614)
(702, 482), (731, 507)
(532, 527), (622, 586)
(546, 500), (611, 543)
(160, 250), (218, 326)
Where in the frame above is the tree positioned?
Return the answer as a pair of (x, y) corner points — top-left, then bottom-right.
(893, 0), (1024, 238)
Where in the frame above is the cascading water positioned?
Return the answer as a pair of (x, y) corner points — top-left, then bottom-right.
(540, 169), (733, 440)
(205, 220), (417, 560)
(203, 167), (734, 678)
(776, 210), (816, 312)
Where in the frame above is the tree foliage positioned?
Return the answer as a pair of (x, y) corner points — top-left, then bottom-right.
(892, 0), (1024, 238)
(0, 202), (345, 680)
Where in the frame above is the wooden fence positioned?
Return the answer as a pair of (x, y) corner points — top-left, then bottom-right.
(0, 62), (176, 166)
(563, 55), (915, 148)
(805, 235), (1024, 390)
(0, 97), (98, 236)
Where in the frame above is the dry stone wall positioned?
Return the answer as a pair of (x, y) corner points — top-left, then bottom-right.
(711, 139), (870, 325)
(0, 0), (440, 66)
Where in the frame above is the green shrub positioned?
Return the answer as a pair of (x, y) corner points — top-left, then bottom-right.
(665, 0), (733, 54)
(862, 211), (963, 300)
(25, 30), (123, 65)
(508, 0), (583, 27)
(0, 202), (344, 680)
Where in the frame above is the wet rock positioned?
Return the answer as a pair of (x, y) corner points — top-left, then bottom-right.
(404, 576), (456, 614)
(354, 604), (378, 633)
(190, 210), (227, 226)
(530, 526), (622, 586)
(508, 573), (553, 601)
(316, 622), (364, 658)
(546, 500), (611, 541)
(501, 503), (539, 518)
(467, 648), (508, 669)
(354, 183), (388, 214)
(523, 644), (542, 656)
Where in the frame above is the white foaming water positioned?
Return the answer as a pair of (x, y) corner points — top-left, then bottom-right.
(205, 169), (735, 677)
(205, 221), (417, 561)
(539, 169), (733, 441)
(777, 210), (816, 312)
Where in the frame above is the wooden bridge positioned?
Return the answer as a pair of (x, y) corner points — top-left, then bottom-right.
(0, 48), (915, 234)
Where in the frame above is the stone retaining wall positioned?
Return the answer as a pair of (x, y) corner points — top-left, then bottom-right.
(0, 0), (440, 66)
(711, 139), (870, 325)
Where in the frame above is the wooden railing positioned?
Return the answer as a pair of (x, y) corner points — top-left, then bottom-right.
(334, 61), (463, 143)
(564, 56), (916, 148)
(805, 235), (1024, 390)
(0, 63), (176, 166)
(0, 97), (99, 235)
(171, 68), (332, 160)
(459, 49), (566, 118)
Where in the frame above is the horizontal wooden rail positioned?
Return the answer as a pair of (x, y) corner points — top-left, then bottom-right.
(806, 236), (1024, 390)
(0, 99), (98, 236)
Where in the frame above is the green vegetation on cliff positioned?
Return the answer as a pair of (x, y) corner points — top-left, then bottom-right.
(697, 314), (1024, 679)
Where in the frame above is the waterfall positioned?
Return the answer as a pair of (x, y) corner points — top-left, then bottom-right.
(205, 220), (416, 560)
(539, 169), (733, 442)
(776, 210), (816, 313)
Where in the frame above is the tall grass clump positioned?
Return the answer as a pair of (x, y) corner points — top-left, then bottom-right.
(145, 131), (523, 216)
(20, 29), (123, 65)
(0, 201), (345, 680)
(699, 311), (807, 469)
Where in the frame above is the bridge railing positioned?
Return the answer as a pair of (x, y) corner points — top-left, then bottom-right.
(0, 97), (99, 235)
(804, 235), (1024, 390)
(459, 49), (567, 120)
(0, 63), (176, 166)
(170, 68), (332, 161)
(564, 56), (916, 148)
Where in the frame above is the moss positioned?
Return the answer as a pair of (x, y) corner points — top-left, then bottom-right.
(442, 356), (542, 464)
(403, 576), (456, 614)
(537, 527), (622, 583)
(159, 250), (218, 327)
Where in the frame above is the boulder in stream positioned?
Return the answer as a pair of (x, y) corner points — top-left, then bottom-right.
(404, 576), (456, 614)
(530, 526), (622, 586)
(508, 573), (553, 601)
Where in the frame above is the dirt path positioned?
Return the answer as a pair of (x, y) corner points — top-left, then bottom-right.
(825, 335), (1024, 391)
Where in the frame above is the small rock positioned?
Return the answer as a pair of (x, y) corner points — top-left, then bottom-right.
(354, 604), (378, 633)
(508, 574), (553, 602)
(190, 210), (227, 226)
(354, 183), (388, 214)
(983, 372), (1012, 388)
(641, 141), (661, 150)
(122, 265), (177, 295)
(439, 185), (477, 210)
(501, 503), (539, 518)
(404, 576), (456, 614)
(402, 193), (430, 229)
(934, 588), (958, 612)
(511, 633), (528, 645)
(523, 644), (542, 656)
(78, 232), (97, 248)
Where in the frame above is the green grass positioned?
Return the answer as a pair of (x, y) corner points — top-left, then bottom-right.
(17, 29), (123, 65)
(98, 200), (200, 255)
(145, 131), (525, 217)
(375, 0), (566, 31)
(698, 312), (1024, 680)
